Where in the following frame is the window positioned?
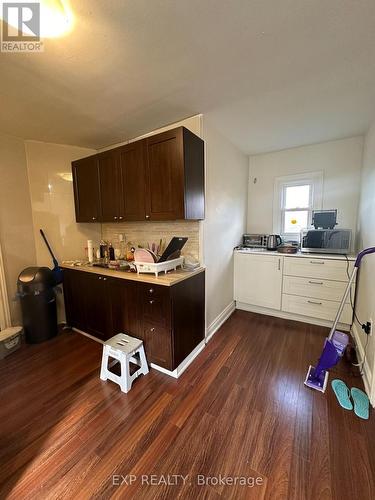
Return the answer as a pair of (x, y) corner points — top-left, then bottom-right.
(273, 172), (323, 241)
(282, 183), (312, 234)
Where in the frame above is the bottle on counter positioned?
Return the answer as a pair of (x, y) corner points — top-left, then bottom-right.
(108, 243), (115, 261)
(100, 240), (108, 259)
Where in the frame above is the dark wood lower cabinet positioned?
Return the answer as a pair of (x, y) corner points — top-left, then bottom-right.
(63, 269), (205, 371)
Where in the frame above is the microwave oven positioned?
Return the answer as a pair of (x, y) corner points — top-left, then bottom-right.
(300, 229), (352, 254)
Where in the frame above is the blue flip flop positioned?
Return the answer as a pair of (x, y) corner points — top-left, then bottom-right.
(331, 379), (353, 410)
(351, 387), (370, 420)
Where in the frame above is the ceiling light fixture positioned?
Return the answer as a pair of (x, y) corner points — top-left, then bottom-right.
(1, 0), (74, 38)
(39, 0), (74, 38)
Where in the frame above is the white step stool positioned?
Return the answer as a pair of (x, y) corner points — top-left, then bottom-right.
(100, 333), (149, 393)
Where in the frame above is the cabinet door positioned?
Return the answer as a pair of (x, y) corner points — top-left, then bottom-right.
(72, 155), (101, 222)
(143, 322), (172, 370)
(145, 128), (185, 220)
(83, 274), (112, 340)
(98, 150), (121, 222)
(234, 253), (283, 310)
(118, 141), (146, 221)
(109, 278), (139, 338)
(63, 270), (87, 331)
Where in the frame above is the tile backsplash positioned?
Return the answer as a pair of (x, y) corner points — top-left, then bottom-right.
(101, 221), (200, 259)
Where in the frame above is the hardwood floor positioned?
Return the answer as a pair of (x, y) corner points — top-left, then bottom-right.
(0, 310), (374, 499)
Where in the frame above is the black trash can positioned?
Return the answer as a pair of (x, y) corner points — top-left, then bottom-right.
(17, 267), (58, 343)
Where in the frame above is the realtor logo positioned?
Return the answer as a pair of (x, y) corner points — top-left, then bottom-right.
(1, 1), (44, 52)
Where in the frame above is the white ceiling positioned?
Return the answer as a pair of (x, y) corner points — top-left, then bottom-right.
(1, 0), (375, 154)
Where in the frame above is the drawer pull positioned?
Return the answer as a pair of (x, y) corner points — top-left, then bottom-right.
(103, 277), (107, 281)
(308, 280), (323, 285)
(149, 288), (154, 294)
(308, 300), (322, 305)
(98, 277), (102, 280)
(149, 300), (154, 304)
(150, 327), (155, 332)
(310, 260), (325, 264)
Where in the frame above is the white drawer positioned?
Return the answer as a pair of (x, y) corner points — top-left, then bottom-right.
(283, 257), (353, 282)
(282, 294), (353, 324)
(283, 276), (354, 303)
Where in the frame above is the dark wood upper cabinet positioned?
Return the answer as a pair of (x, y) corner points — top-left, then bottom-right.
(118, 140), (146, 221)
(97, 149), (122, 222)
(145, 127), (204, 221)
(72, 155), (101, 222)
(145, 128), (185, 220)
(72, 126), (204, 222)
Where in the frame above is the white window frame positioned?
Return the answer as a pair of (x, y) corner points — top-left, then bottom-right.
(273, 171), (323, 241)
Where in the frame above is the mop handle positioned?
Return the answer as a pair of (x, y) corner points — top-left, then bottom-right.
(328, 267), (357, 340)
(328, 247), (375, 340)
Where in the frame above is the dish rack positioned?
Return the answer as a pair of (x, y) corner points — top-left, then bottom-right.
(135, 257), (184, 276)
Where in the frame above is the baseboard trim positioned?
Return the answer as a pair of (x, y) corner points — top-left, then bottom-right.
(73, 327), (205, 380)
(236, 302), (351, 331)
(206, 301), (236, 342)
(151, 340), (206, 378)
(351, 323), (374, 406)
(72, 327), (104, 344)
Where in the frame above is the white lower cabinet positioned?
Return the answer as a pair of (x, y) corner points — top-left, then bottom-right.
(234, 251), (355, 328)
(282, 275), (354, 303)
(234, 253), (283, 310)
(281, 294), (353, 324)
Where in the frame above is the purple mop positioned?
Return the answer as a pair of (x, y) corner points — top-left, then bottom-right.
(305, 247), (375, 392)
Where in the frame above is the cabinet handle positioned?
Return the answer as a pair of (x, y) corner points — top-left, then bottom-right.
(308, 280), (323, 285)
(103, 277), (107, 281)
(149, 288), (154, 294)
(119, 216), (123, 220)
(145, 215), (150, 219)
(310, 260), (325, 264)
(149, 299), (154, 304)
(114, 216), (118, 220)
(150, 327), (155, 332)
(278, 258), (281, 271)
(308, 300), (322, 305)
(92, 217), (97, 221)
(98, 277), (102, 280)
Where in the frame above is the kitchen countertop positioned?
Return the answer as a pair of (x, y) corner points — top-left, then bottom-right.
(234, 248), (356, 261)
(61, 263), (205, 286)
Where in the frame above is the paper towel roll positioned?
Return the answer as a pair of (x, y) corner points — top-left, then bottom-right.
(87, 240), (94, 263)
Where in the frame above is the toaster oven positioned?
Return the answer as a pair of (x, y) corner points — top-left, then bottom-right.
(242, 234), (268, 249)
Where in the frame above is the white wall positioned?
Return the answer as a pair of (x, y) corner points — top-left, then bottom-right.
(203, 117), (248, 331)
(248, 136), (363, 241)
(25, 141), (100, 266)
(355, 121), (375, 401)
(23, 115), (248, 337)
(0, 134), (36, 324)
